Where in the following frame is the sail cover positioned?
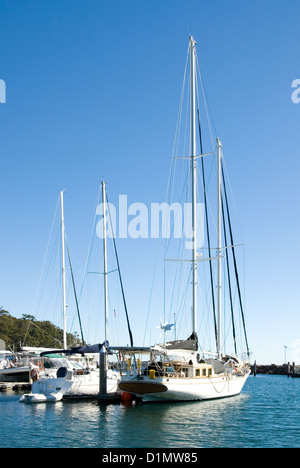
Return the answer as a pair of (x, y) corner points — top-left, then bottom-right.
(40, 341), (110, 357)
(164, 332), (198, 351)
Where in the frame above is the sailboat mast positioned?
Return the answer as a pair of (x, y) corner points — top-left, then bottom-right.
(102, 181), (109, 342)
(216, 138), (222, 359)
(60, 190), (67, 349)
(190, 36), (197, 335)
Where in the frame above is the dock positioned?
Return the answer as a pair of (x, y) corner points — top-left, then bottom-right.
(0, 382), (123, 404)
(63, 392), (122, 403)
(0, 382), (31, 392)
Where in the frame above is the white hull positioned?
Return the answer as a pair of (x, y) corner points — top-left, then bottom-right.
(120, 369), (250, 403)
(33, 369), (119, 396)
(0, 365), (32, 383)
(0, 366), (31, 376)
(145, 372), (249, 402)
(20, 393), (64, 403)
(20, 369), (120, 403)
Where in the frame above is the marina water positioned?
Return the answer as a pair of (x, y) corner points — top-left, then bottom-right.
(1, 374), (299, 448)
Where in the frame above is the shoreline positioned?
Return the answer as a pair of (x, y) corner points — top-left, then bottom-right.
(251, 362), (299, 376)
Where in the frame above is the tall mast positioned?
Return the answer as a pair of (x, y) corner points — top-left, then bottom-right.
(60, 190), (67, 349)
(102, 181), (109, 342)
(190, 36), (197, 335)
(216, 138), (222, 359)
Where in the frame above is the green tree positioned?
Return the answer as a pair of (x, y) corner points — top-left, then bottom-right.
(0, 312), (82, 351)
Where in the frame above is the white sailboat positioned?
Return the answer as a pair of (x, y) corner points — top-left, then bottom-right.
(21, 185), (120, 402)
(0, 350), (34, 383)
(118, 36), (251, 402)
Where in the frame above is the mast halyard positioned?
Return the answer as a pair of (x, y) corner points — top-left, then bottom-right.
(190, 36), (197, 336)
(102, 181), (109, 343)
(216, 138), (223, 359)
(60, 190), (67, 350)
(190, 37), (223, 359)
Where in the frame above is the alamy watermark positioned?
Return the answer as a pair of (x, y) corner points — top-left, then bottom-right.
(291, 79), (300, 103)
(96, 195), (204, 250)
(0, 79), (5, 103)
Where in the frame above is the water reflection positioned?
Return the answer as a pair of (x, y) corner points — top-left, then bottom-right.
(2, 376), (300, 448)
(8, 391), (252, 448)
(111, 393), (251, 448)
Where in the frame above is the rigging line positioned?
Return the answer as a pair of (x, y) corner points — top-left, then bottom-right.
(221, 163), (250, 357)
(142, 246), (160, 347)
(221, 194), (237, 355)
(165, 44), (189, 222)
(167, 162), (192, 325)
(79, 184), (102, 303)
(221, 157), (245, 245)
(27, 320), (64, 347)
(195, 50), (217, 149)
(34, 196), (60, 313)
(144, 45), (190, 346)
(105, 273), (119, 345)
(22, 320), (32, 348)
(171, 43), (190, 161)
(42, 274), (61, 322)
(23, 195), (60, 346)
(165, 44), (190, 229)
(172, 267), (192, 340)
(164, 169), (189, 255)
(163, 60), (189, 263)
(105, 191), (134, 347)
(88, 271), (104, 344)
(64, 233), (85, 345)
(87, 269), (118, 275)
(165, 235), (184, 327)
(164, 172), (191, 333)
(196, 83), (218, 349)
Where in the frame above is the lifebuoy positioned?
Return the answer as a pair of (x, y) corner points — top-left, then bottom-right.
(31, 368), (39, 382)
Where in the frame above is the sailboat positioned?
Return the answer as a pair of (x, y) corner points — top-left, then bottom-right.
(118, 36), (251, 402)
(21, 185), (120, 402)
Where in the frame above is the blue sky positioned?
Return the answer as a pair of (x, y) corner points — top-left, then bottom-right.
(0, 0), (300, 364)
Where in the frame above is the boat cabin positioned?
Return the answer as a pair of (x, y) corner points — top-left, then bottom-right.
(171, 361), (213, 379)
(143, 360), (213, 379)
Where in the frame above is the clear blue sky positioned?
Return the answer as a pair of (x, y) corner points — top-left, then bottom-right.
(0, 0), (299, 364)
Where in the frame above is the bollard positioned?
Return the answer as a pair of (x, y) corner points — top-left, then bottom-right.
(99, 345), (107, 395)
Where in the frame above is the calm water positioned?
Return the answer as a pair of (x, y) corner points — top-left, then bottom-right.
(1, 375), (299, 448)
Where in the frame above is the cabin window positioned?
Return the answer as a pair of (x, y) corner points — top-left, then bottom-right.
(208, 368), (212, 376)
(195, 369), (200, 377)
(202, 368), (207, 377)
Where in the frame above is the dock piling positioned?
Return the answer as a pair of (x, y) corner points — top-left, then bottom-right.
(99, 345), (107, 395)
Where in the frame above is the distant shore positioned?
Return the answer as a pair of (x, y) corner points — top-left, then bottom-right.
(251, 363), (299, 376)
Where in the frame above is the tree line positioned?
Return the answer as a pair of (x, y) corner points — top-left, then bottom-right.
(0, 309), (81, 351)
